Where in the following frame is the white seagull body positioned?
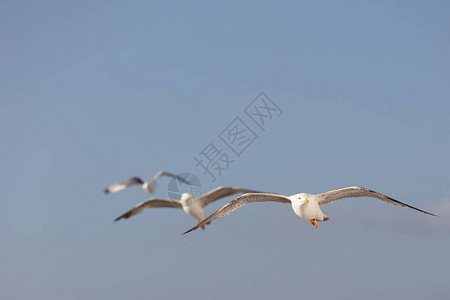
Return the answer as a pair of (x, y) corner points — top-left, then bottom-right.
(114, 186), (260, 230)
(184, 186), (435, 233)
(104, 171), (190, 194)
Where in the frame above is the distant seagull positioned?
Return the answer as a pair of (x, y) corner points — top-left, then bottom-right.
(104, 171), (190, 194)
(184, 186), (435, 233)
(114, 186), (260, 230)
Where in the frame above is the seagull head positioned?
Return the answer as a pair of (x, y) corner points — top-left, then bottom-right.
(293, 193), (310, 205)
(180, 193), (194, 206)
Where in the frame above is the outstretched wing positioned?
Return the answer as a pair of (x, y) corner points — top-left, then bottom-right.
(114, 198), (182, 222)
(316, 186), (435, 216)
(104, 177), (144, 194)
(197, 186), (263, 208)
(152, 171), (192, 185)
(183, 193), (291, 234)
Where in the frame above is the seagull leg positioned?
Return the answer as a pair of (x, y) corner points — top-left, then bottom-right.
(200, 224), (205, 230)
(309, 219), (318, 228)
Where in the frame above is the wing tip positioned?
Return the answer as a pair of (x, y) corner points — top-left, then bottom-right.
(183, 177), (193, 185)
(114, 214), (129, 222)
(183, 226), (198, 234)
(424, 210), (437, 217)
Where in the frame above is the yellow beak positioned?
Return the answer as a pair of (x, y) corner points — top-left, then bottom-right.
(302, 199), (309, 204)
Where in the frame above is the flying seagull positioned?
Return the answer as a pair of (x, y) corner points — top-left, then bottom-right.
(183, 186), (435, 233)
(114, 186), (261, 229)
(104, 171), (190, 194)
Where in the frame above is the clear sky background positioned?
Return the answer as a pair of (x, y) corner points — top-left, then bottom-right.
(1, 1), (450, 299)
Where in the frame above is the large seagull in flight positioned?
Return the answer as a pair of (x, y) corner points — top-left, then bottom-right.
(184, 186), (435, 233)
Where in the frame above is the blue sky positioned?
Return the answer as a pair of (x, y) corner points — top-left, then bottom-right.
(1, 1), (450, 299)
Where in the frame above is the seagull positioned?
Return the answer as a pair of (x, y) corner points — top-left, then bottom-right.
(104, 171), (191, 194)
(114, 186), (261, 229)
(183, 186), (436, 233)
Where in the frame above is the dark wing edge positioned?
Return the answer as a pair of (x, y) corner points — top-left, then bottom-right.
(317, 186), (436, 216)
(183, 193), (291, 234)
(114, 198), (182, 222)
(104, 177), (145, 194)
(153, 171), (192, 185)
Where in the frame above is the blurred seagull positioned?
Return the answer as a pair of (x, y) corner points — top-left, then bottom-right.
(184, 186), (436, 233)
(104, 171), (190, 194)
(114, 186), (261, 230)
